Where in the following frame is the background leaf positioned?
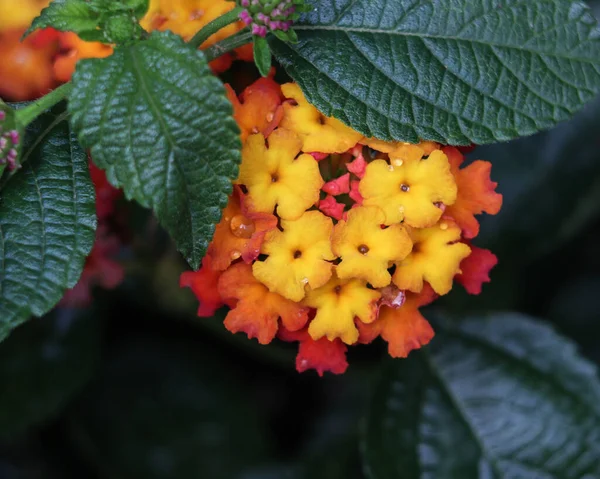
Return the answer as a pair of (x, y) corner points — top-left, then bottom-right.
(0, 106), (96, 342)
(66, 335), (270, 479)
(69, 31), (241, 269)
(363, 313), (600, 479)
(0, 308), (101, 439)
(270, 0), (600, 145)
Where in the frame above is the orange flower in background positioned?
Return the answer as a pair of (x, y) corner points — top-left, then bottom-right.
(219, 263), (309, 345)
(53, 32), (113, 83)
(0, 29), (58, 101)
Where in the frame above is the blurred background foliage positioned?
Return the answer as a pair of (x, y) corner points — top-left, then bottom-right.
(2, 2), (600, 478)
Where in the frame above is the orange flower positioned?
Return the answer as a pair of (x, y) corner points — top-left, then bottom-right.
(0, 29), (58, 101)
(53, 32), (113, 83)
(456, 244), (498, 295)
(207, 187), (277, 271)
(444, 146), (503, 239)
(358, 284), (436, 358)
(225, 77), (283, 142)
(279, 327), (348, 376)
(180, 256), (223, 317)
(218, 263), (309, 344)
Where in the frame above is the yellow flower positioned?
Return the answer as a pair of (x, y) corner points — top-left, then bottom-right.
(393, 220), (471, 295)
(253, 210), (335, 301)
(304, 273), (381, 344)
(238, 129), (324, 220)
(0, 0), (48, 30)
(359, 148), (457, 227)
(280, 83), (363, 153)
(332, 206), (412, 287)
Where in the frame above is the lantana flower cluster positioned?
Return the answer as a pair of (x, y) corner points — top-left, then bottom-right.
(181, 77), (503, 375)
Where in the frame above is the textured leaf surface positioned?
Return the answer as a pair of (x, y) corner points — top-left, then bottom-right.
(0, 107), (96, 342)
(69, 31), (240, 269)
(363, 313), (600, 479)
(26, 0), (104, 42)
(271, 0), (600, 145)
(0, 308), (100, 438)
(26, 0), (150, 42)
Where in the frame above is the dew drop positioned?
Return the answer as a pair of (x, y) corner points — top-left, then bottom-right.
(230, 215), (255, 239)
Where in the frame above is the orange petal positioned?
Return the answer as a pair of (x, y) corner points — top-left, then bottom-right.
(208, 187), (278, 271)
(456, 244), (498, 295)
(444, 146), (503, 239)
(219, 263), (310, 344)
(227, 77), (283, 141)
(180, 256), (223, 318)
(279, 327), (348, 376)
(358, 284), (436, 358)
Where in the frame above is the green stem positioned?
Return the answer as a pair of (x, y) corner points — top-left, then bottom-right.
(15, 82), (73, 128)
(188, 6), (244, 50)
(203, 30), (253, 63)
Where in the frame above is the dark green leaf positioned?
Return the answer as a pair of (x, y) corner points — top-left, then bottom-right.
(0, 308), (101, 439)
(68, 336), (269, 479)
(254, 35), (273, 77)
(271, 0), (600, 145)
(0, 107), (96, 342)
(69, 31), (240, 269)
(363, 313), (600, 479)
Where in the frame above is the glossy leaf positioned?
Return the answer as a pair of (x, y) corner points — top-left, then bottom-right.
(69, 31), (241, 269)
(271, 0), (600, 145)
(363, 313), (600, 478)
(0, 107), (96, 342)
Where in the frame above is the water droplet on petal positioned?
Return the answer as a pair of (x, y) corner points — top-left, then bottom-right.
(230, 214), (256, 239)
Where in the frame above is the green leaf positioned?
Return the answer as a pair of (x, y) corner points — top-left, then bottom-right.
(254, 35), (273, 77)
(0, 106), (97, 342)
(69, 31), (240, 269)
(25, 0), (150, 43)
(363, 313), (600, 478)
(25, 0), (105, 42)
(67, 336), (270, 479)
(270, 0), (600, 145)
(0, 308), (101, 439)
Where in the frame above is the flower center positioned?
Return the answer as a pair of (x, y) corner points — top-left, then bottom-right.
(293, 249), (302, 259)
(400, 183), (410, 192)
(357, 244), (369, 255)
